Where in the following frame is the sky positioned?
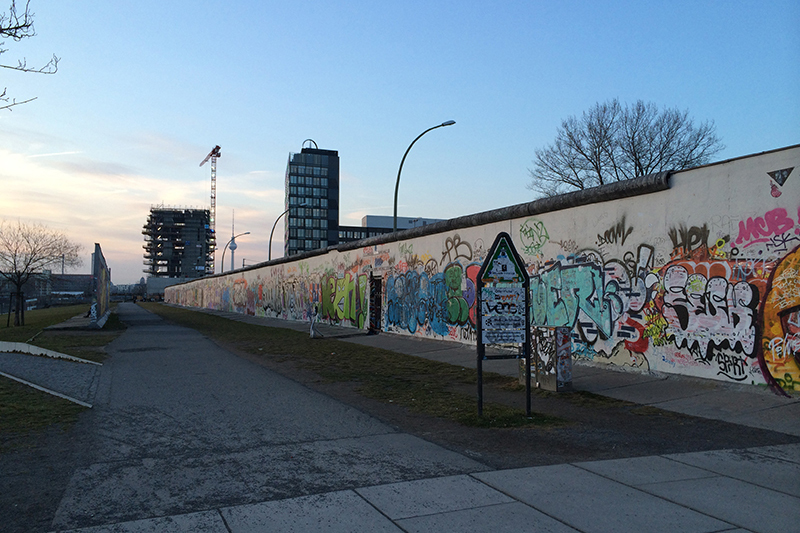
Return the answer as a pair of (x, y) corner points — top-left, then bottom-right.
(1, 0), (798, 284)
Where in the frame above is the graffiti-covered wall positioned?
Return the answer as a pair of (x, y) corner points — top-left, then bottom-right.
(167, 146), (800, 394)
(91, 243), (111, 328)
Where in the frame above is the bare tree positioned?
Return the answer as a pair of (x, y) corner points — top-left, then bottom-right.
(0, 1), (59, 111)
(528, 99), (724, 197)
(0, 220), (82, 326)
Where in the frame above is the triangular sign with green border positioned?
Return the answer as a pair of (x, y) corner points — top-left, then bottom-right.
(480, 233), (526, 284)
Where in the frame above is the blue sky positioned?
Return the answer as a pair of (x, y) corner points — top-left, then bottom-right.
(1, 0), (798, 283)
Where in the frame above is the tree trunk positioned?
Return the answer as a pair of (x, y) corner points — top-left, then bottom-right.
(13, 290), (23, 326)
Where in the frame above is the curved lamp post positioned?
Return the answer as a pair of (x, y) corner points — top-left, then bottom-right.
(221, 232), (250, 273)
(393, 120), (455, 232)
(269, 202), (308, 261)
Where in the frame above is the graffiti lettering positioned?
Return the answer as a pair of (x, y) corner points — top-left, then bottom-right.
(661, 264), (758, 360)
(765, 232), (800, 253)
(321, 272), (368, 327)
(597, 216), (634, 247)
(554, 239), (578, 254)
(717, 352), (748, 381)
(767, 333), (800, 364)
(441, 234), (473, 266)
(669, 224), (711, 259)
(386, 261), (480, 337)
(736, 207), (797, 248)
(520, 218), (549, 255)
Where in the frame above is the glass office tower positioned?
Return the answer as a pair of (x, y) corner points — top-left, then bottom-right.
(284, 147), (339, 256)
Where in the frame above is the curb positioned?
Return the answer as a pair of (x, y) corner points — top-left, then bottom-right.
(0, 341), (102, 366)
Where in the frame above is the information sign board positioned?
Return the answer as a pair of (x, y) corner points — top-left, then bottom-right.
(476, 232), (532, 417)
(481, 285), (526, 344)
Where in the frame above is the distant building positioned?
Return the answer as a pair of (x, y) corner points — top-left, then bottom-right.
(0, 272), (93, 313)
(142, 207), (215, 278)
(284, 145), (340, 257)
(337, 216), (445, 244)
(282, 142), (445, 254)
(362, 215), (444, 230)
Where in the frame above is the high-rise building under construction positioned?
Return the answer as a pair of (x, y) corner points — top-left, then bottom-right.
(142, 207), (215, 278)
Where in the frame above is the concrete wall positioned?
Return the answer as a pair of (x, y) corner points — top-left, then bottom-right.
(166, 146), (800, 394)
(90, 243), (111, 328)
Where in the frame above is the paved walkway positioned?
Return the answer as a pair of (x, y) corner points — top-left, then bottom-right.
(205, 308), (800, 438)
(57, 442), (800, 532)
(2, 304), (799, 532)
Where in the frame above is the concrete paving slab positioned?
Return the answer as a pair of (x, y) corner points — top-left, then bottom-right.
(587, 377), (719, 405)
(746, 443), (800, 464)
(220, 490), (402, 533)
(356, 475), (512, 520)
(570, 369), (666, 393)
(51, 452), (255, 529)
(395, 501), (580, 533)
(0, 351), (100, 405)
(225, 432), (490, 500)
(641, 475), (800, 533)
(55, 510), (228, 533)
(652, 390), (800, 435)
(574, 455), (716, 486)
(727, 401), (800, 437)
(474, 464), (732, 533)
(664, 447), (800, 497)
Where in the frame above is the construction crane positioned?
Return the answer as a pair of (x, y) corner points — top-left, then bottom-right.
(200, 145), (221, 273)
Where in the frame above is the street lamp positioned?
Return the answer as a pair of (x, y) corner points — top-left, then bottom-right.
(221, 232), (250, 273)
(393, 120), (455, 232)
(269, 202), (307, 261)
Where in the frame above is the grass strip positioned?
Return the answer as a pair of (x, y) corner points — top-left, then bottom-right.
(0, 304), (89, 343)
(0, 306), (126, 450)
(141, 303), (563, 429)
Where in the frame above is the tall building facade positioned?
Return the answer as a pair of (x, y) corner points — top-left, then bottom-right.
(284, 147), (340, 256)
(142, 207), (215, 278)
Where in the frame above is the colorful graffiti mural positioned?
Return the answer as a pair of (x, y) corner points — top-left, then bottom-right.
(166, 149), (800, 394)
(761, 246), (800, 393)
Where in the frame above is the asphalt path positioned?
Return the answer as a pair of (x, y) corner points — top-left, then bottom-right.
(48, 303), (486, 531)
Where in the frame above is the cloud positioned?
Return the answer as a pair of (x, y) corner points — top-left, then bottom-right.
(0, 148), (221, 283)
(28, 151), (84, 158)
(47, 158), (140, 178)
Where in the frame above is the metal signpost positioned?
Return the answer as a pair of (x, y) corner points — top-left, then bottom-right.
(476, 232), (531, 417)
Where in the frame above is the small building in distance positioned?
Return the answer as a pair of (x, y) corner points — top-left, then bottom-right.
(142, 206), (215, 279)
(338, 215), (445, 244)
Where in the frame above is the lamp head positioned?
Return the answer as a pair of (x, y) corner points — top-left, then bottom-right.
(441, 120), (456, 127)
